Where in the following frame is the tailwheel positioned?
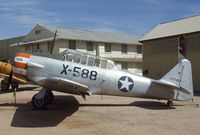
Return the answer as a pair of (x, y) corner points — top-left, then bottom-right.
(167, 101), (174, 107)
(32, 94), (48, 109)
(47, 91), (54, 104)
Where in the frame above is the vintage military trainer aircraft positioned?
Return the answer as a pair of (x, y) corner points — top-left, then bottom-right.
(11, 48), (193, 109)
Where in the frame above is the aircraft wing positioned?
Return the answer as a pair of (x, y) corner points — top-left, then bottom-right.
(152, 80), (190, 94)
(0, 73), (9, 78)
(37, 77), (91, 95)
(0, 73), (27, 83)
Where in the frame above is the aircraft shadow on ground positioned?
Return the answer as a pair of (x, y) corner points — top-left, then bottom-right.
(10, 95), (79, 128)
(80, 101), (175, 110)
(0, 96), (174, 128)
(129, 101), (175, 110)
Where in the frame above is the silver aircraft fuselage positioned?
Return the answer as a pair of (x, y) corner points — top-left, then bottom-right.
(11, 49), (193, 109)
(27, 55), (176, 101)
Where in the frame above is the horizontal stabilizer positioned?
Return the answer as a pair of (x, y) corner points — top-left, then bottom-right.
(152, 80), (190, 94)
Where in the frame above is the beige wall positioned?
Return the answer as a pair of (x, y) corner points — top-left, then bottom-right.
(99, 43), (139, 60)
(20, 39), (142, 75)
(18, 24), (142, 75)
(142, 32), (200, 92)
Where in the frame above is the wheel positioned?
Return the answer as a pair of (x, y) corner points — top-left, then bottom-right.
(11, 81), (19, 90)
(32, 94), (48, 109)
(167, 101), (174, 107)
(1, 81), (9, 91)
(46, 91), (54, 104)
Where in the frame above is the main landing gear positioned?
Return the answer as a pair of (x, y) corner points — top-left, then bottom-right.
(31, 88), (54, 109)
(1, 80), (19, 91)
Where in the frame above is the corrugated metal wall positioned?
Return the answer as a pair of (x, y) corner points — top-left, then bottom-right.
(142, 32), (200, 92)
(0, 36), (24, 60)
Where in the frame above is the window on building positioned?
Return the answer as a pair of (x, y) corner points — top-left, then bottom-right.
(105, 43), (111, 52)
(137, 45), (142, 54)
(25, 45), (31, 51)
(37, 44), (40, 49)
(121, 44), (127, 53)
(35, 30), (41, 35)
(47, 42), (52, 52)
(69, 40), (76, 50)
(32, 44), (40, 52)
(121, 62), (128, 70)
(87, 41), (94, 51)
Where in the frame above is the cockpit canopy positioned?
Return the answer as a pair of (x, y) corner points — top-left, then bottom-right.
(61, 49), (116, 69)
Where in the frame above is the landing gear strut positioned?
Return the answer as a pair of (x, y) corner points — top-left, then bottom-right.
(11, 81), (19, 90)
(31, 88), (54, 109)
(167, 101), (174, 107)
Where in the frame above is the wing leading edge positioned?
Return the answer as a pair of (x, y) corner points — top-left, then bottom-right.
(37, 77), (91, 96)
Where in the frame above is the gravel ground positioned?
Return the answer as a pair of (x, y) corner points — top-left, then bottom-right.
(0, 87), (200, 135)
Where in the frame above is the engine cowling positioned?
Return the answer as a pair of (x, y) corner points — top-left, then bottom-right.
(0, 62), (12, 75)
(12, 53), (31, 83)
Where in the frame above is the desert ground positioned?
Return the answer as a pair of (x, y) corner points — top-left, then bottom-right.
(0, 86), (200, 135)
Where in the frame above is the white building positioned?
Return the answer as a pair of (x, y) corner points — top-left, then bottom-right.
(14, 24), (142, 75)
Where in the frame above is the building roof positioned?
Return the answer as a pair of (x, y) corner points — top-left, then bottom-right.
(39, 24), (141, 45)
(140, 15), (200, 42)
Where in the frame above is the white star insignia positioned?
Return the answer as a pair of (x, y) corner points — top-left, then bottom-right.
(119, 77), (133, 91)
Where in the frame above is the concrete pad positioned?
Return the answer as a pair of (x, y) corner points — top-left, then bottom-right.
(0, 89), (200, 135)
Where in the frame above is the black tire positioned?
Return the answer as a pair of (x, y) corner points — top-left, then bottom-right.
(11, 81), (19, 90)
(32, 94), (48, 109)
(47, 91), (54, 104)
(1, 82), (9, 91)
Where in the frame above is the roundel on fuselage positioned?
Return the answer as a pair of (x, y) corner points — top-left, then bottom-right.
(118, 76), (134, 92)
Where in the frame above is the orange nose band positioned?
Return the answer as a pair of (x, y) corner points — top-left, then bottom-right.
(12, 53), (31, 81)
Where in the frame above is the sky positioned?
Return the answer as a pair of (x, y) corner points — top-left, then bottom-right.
(0, 0), (200, 40)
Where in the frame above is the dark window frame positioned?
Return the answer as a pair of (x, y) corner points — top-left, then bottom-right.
(35, 30), (41, 35)
(25, 45), (31, 51)
(136, 45), (142, 54)
(47, 41), (52, 52)
(69, 40), (76, 50)
(32, 43), (40, 52)
(121, 44), (127, 54)
(87, 41), (94, 51)
(37, 43), (40, 50)
(105, 43), (111, 52)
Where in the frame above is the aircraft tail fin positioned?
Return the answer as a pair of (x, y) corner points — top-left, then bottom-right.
(160, 59), (193, 100)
